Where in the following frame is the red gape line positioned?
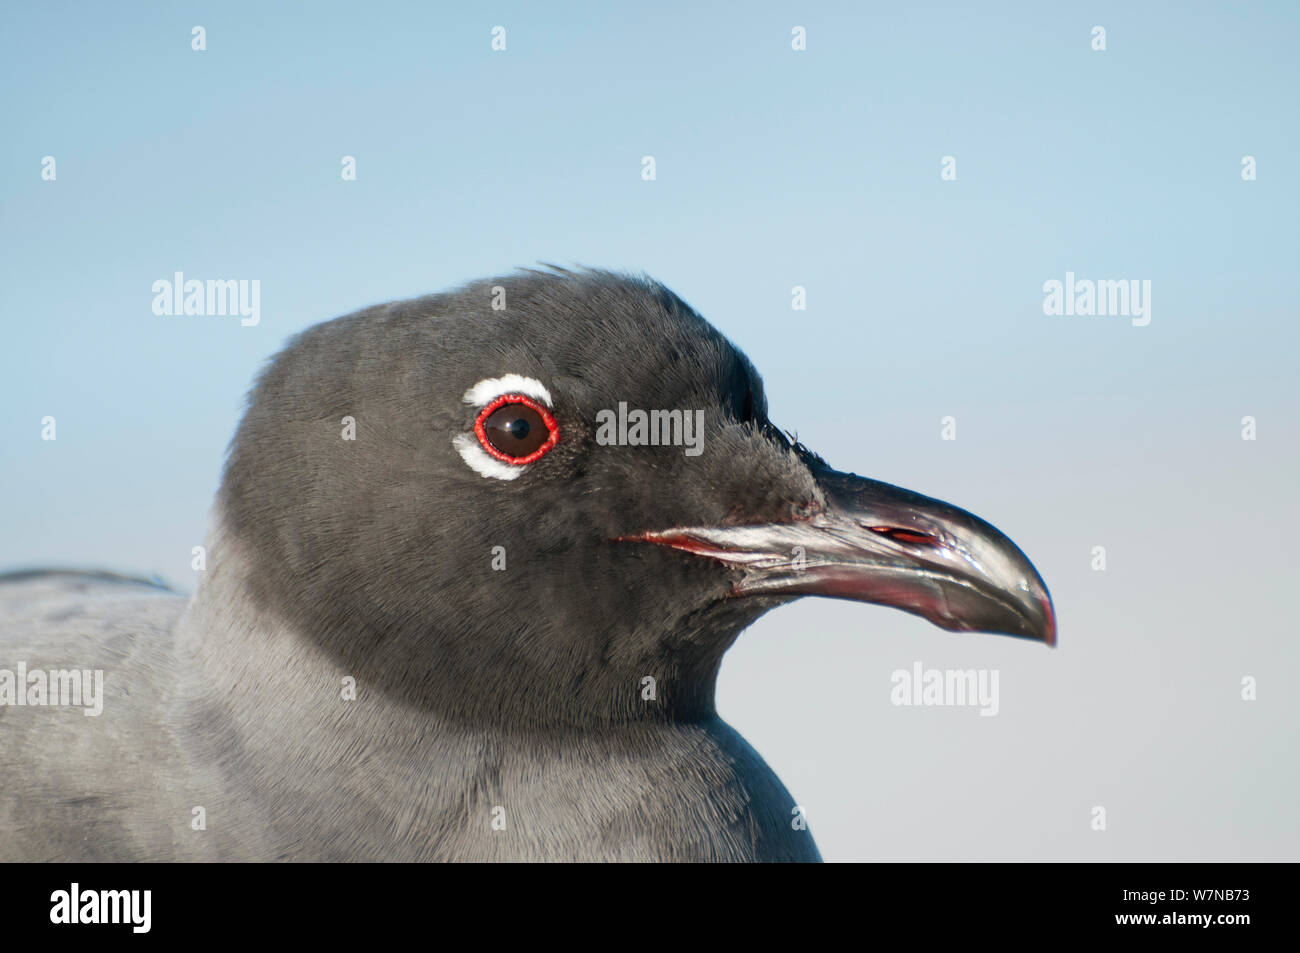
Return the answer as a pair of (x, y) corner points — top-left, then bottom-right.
(473, 393), (560, 465)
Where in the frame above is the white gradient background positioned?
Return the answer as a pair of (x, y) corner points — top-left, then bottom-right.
(2, 2), (1297, 860)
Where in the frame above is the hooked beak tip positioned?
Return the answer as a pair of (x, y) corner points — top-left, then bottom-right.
(1039, 593), (1058, 647)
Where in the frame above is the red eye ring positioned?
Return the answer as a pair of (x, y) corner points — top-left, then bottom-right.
(473, 394), (560, 465)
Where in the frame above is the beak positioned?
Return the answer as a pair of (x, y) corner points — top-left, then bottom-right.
(625, 465), (1056, 645)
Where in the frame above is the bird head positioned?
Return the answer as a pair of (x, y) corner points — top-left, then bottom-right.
(217, 269), (1054, 726)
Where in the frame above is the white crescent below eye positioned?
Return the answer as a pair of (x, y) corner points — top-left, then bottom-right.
(454, 373), (554, 480)
(454, 432), (526, 480)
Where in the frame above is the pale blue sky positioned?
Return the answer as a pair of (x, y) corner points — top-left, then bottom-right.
(3, 2), (1297, 860)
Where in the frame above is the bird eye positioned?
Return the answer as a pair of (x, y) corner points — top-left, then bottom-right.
(474, 394), (559, 465)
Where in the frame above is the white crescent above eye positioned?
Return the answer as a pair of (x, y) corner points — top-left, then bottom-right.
(454, 374), (554, 480)
(462, 374), (553, 408)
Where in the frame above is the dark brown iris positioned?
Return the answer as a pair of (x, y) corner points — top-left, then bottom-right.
(482, 403), (550, 458)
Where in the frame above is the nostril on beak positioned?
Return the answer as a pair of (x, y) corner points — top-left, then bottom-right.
(866, 526), (940, 547)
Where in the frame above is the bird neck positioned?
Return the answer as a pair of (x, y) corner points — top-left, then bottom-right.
(177, 523), (736, 732)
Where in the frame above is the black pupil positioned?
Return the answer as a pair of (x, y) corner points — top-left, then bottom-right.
(483, 402), (549, 459)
